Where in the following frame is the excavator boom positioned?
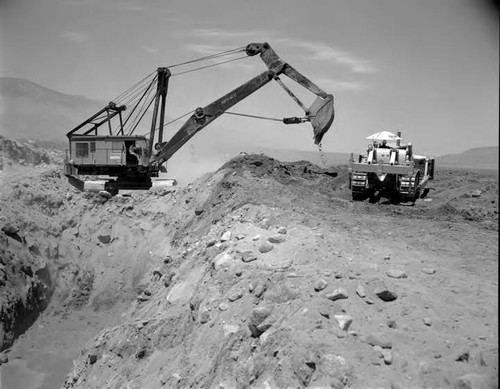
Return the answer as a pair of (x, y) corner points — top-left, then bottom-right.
(153, 42), (334, 165)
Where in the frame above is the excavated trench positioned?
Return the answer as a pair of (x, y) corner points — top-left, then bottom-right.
(0, 233), (54, 353)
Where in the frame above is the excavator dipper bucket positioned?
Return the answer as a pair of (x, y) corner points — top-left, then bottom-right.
(308, 94), (334, 145)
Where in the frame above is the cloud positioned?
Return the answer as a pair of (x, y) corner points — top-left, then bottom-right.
(188, 29), (376, 74)
(142, 46), (159, 54)
(63, 31), (89, 44)
(314, 77), (369, 92)
(121, 5), (144, 11)
(277, 39), (377, 74)
(190, 29), (269, 41)
(182, 29), (375, 89)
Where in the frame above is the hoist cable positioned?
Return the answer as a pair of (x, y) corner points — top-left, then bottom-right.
(110, 46), (245, 105)
(118, 75), (157, 108)
(112, 70), (157, 104)
(138, 109), (195, 137)
(167, 46), (246, 69)
(116, 76), (157, 135)
(125, 84), (157, 135)
(127, 93), (157, 136)
(224, 111), (283, 122)
(171, 55), (249, 77)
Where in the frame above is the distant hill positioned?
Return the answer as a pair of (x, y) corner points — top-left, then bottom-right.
(436, 146), (498, 171)
(0, 77), (103, 147)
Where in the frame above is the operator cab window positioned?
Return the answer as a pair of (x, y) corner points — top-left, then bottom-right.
(75, 142), (89, 158)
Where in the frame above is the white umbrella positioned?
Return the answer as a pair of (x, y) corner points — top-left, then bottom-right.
(365, 131), (401, 141)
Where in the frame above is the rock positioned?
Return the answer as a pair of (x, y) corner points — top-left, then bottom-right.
(227, 290), (243, 302)
(252, 234), (261, 241)
(334, 314), (353, 331)
(386, 269), (407, 279)
(381, 349), (393, 365)
(471, 190), (482, 198)
(314, 279), (328, 292)
(384, 255), (391, 261)
(326, 288), (349, 301)
(423, 317), (432, 326)
(218, 302), (230, 311)
(98, 190), (112, 199)
(240, 251), (258, 263)
(97, 233), (112, 244)
(253, 282), (267, 298)
(220, 231), (232, 242)
(356, 285), (366, 298)
(223, 324), (239, 337)
(387, 319), (397, 329)
(213, 252), (233, 270)
(364, 333), (392, 349)
(199, 308), (210, 324)
(456, 351), (470, 362)
(267, 234), (286, 244)
(206, 239), (217, 247)
(152, 268), (163, 279)
(375, 289), (398, 302)
(455, 373), (494, 389)
(259, 218), (271, 229)
(248, 306), (273, 338)
(372, 345), (383, 357)
(318, 306), (330, 319)
(1, 225), (23, 243)
(422, 267), (436, 275)
(0, 353), (8, 365)
(194, 208), (204, 216)
(135, 349), (147, 359)
(258, 241), (274, 253)
(137, 293), (151, 302)
(277, 226), (287, 234)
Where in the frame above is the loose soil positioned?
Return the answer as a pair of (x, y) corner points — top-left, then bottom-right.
(0, 152), (497, 389)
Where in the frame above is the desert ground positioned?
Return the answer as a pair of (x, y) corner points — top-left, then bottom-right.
(0, 141), (498, 389)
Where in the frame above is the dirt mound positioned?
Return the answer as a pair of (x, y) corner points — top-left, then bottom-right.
(0, 153), (497, 389)
(1, 137), (64, 169)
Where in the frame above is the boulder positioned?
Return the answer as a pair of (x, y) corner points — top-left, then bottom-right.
(386, 269), (407, 279)
(314, 279), (328, 292)
(267, 234), (286, 244)
(258, 241), (274, 253)
(326, 288), (349, 301)
(375, 289), (398, 302)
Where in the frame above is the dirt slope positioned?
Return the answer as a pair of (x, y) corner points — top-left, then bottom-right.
(0, 153), (498, 389)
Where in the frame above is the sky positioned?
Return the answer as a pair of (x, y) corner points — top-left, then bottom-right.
(0, 0), (498, 157)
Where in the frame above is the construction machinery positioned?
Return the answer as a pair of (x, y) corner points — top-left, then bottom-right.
(64, 42), (334, 194)
(348, 131), (435, 202)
